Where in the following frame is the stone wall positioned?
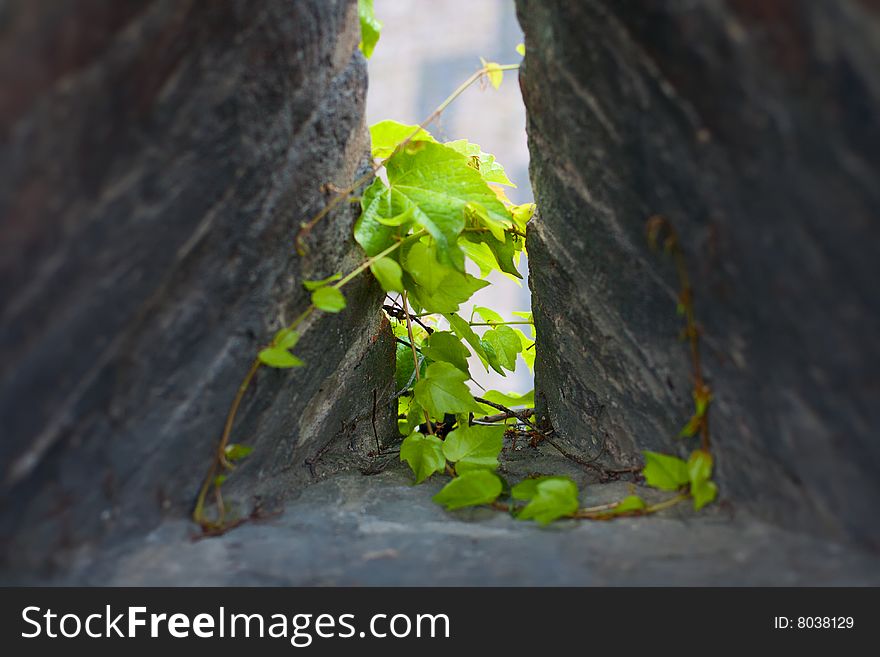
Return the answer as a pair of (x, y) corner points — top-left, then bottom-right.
(0, 0), (395, 575)
(517, 0), (880, 545)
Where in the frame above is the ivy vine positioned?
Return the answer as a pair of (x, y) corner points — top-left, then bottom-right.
(192, 6), (718, 533)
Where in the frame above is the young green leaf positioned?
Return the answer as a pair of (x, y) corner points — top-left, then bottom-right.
(473, 306), (504, 324)
(692, 480), (718, 511)
(481, 325), (521, 372)
(258, 347), (304, 369)
(480, 58), (504, 90)
(360, 141), (511, 266)
(688, 449), (717, 510)
(460, 231), (523, 279)
(513, 328), (535, 372)
(642, 451), (689, 491)
(510, 476), (561, 501)
(414, 362), (483, 419)
(311, 286), (346, 313)
(512, 311), (533, 322)
(441, 423), (504, 472)
(370, 257), (404, 292)
(369, 120), (436, 159)
(687, 449), (713, 486)
(421, 331), (471, 375)
(395, 342), (421, 390)
(432, 470), (503, 510)
(407, 268), (489, 314)
(458, 239), (497, 278)
(445, 139), (515, 187)
(302, 273), (342, 291)
(224, 444), (253, 463)
(516, 43), (526, 56)
(272, 328), (300, 350)
(444, 312), (490, 367)
(400, 431), (446, 484)
(465, 201), (509, 242)
(612, 495), (647, 515)
(357, 0), (382, 59)
(479, 389), (535, 409)
(404, 241), (453, 293)
(355, 177), (407, 256)
(515, 477), (579, 524)
(510, 203), (535, 232)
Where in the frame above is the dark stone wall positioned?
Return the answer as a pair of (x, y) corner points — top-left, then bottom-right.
(0, 0), (395, 575)
(517, 0), (880, 545)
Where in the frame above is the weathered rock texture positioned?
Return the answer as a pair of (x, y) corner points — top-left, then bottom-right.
(518, 0), (880, 546)
(0, 0), (395, 576)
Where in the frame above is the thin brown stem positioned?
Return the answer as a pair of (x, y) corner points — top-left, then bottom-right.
(646, 215), (711, 451)
(193, 357), (261, 527)
(402, 290), (433, 434)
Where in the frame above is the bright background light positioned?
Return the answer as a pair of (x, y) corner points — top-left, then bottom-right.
(366, 0), (534, 395)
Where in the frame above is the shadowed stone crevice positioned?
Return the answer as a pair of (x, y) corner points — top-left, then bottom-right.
(517, 0), (880, 548)
(0, 0), (396, 577)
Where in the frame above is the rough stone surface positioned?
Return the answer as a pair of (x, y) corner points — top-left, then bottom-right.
(517, 0), (880, 547)
(0, 0), (396, 578)
(7, 455), (878, 586)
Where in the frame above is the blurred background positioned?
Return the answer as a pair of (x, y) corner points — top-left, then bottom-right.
(365, 0), (533, 394)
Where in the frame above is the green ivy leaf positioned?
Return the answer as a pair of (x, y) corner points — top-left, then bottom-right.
(407, 268), (489, 314)
(687, 449), (713, 486)
(510, 203), (535, 233)
(510, 476), (558, 501)
(445, 139), (515, 188)
(513, 328), (535, 372)
(258, 347), (304, 369)
(359, 141), (511, 266)
(461, 231), (523, 279)
(482, 325), (521, 372)
(357, 0), (382, 59)
(441, 423), (503, 472)
(302, 273), (342, 291)
(370, 257), (404, 292)
(642, 451), (689, 491)
(355, 177), (406, 256)
(397, 396), (426, 436)
(432, 470), (503, 510)
(370, 120), (436, 160)
(224, 444), (253, 463)
(465, 201), (510, 242)
(479, 389), (534, 410)
(444, 312), (490, 368)
(421, 331), (471, 375)
(688, 449), (717, 510)
(404, 241), (452, 293)
(414, 362), (483, 419)
(479, 58), (505, 91)
(515, 477), (579, 524)
(611, 495), (647, 515)
(474, 306), (504, 324)
(394, 342), (422, 391)
(458, 239), (497, 278)
(311, 286), (346, 313)
(692, 480), (718, 511)
(399, 431), (445, 484)
(272, 328), (300, 350)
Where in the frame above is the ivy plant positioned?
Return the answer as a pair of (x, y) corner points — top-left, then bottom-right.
(192, 17), (719, 532)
